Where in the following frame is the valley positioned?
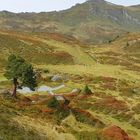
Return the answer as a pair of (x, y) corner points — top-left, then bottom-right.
(0, 0), (140, 44)
(0, 29), (140, 140)
(0, 0), (140, 140)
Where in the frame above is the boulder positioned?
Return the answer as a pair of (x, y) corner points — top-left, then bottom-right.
(51, 74), (62, 82)
(71, 88), (81, 94)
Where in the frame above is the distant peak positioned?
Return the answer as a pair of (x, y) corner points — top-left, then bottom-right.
(1, 10), (10, 13)
(0, 10), (14, 15)
(87, 0), (106, 3)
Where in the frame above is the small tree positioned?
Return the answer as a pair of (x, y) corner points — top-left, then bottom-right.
(47, 97), (59, 108)
(4, 54), (37, 97)
(84, 85), (92, 95)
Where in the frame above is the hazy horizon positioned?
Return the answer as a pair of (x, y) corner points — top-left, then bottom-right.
(0, 0), (140, 13)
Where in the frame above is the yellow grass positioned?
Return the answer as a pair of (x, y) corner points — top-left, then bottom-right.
(37, 64), (140, 81)
(12, 115), (76, 140)
(0, 73), (6, 82)
(89, 111), (140, 140)
(43, 39), (95, 65)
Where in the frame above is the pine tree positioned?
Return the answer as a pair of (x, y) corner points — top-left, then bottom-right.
(84, 85), (92, 95)
(4, 54), (37, 97)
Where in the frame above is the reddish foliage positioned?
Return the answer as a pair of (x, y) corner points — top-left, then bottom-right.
(100, 76), (117, 83)
(41, 108), (53, 113)
(101, 125), (134, 140)
(72, 108), (104, 126)
(36, 32), (79, 43)
(64, 93), (77, 100)
(20, 96), (32, 102)
(17, 96), (32, 107)
(94, 97), (128, 112)
(94, 92), (109, 98)
(101, 82), (116, 90)
(30, 94), (40, 101)
(46, 51), (74, 63)
(77, 94), (93, 100)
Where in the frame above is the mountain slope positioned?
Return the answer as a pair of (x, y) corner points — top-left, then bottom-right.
(0, 30), (95, 70)
(0, 0), (140, 44)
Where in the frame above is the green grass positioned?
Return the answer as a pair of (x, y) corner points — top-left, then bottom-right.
(43, 39), (95, 65)
(89, 111), (140, 140)
(0, 101), (47, 140)
(38, 64), (140, 81)
(0, 73), (6, 82)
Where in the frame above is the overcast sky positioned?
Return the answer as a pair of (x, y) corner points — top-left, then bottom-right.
(0, 0), (139, 13)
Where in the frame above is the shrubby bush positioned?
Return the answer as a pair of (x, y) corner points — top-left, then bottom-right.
(84, 85), (92, 95)
(47, 97), (59, 108)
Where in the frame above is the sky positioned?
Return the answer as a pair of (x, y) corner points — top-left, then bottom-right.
(0, 0), (139, 13)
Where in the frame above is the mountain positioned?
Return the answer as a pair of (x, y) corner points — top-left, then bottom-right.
(0, 0), (140, 44)
(0, 1), (140, 139)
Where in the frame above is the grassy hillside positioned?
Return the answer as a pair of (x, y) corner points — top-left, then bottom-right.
(0, 30), (140, 140)
(0, 1), (139, 139)
(0, 30), (95, 67)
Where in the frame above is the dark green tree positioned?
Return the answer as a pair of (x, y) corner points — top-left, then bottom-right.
(84, 85), (92, 95)
(4, 54), (37, 97)
(47, 97), (59, 108)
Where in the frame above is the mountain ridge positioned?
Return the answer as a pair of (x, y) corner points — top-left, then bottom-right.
(0, 0), (139, 44)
